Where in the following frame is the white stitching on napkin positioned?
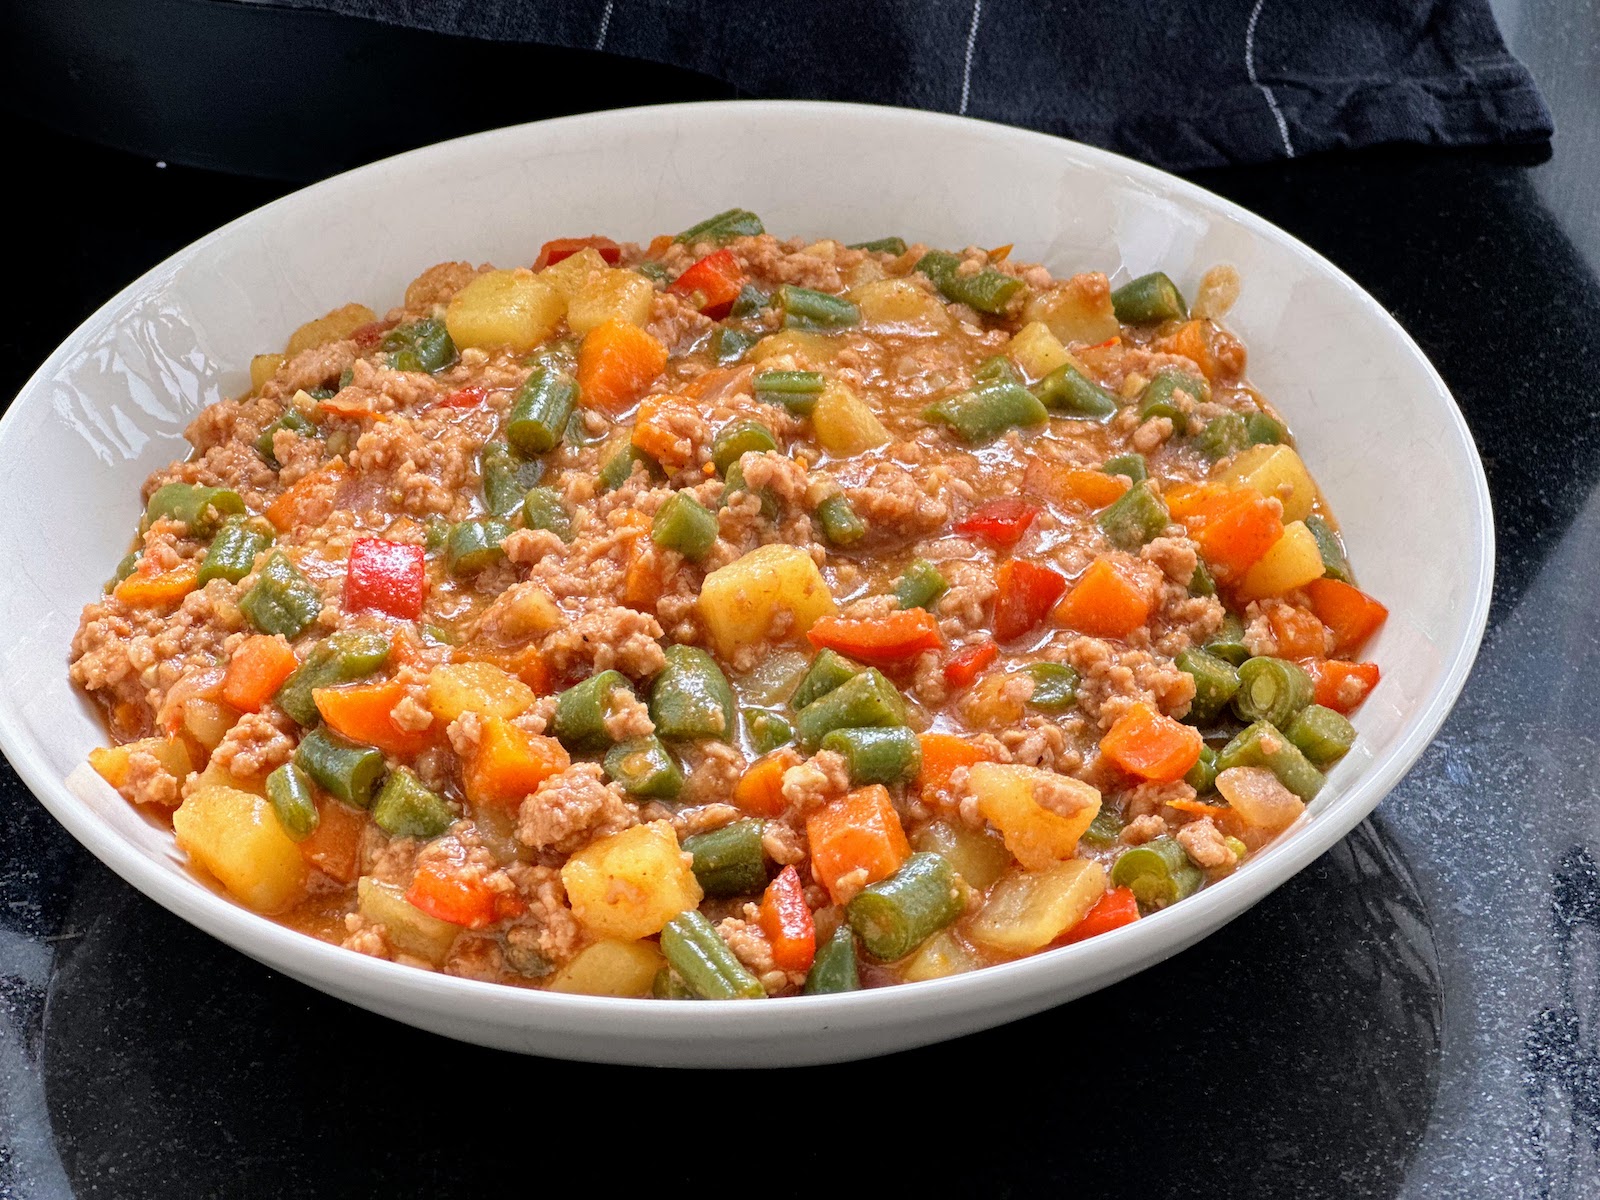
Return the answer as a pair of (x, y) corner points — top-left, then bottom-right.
(1246, 0), (1295, 158)
(959, 0), (983, 115)
(595, 0), (615, 50)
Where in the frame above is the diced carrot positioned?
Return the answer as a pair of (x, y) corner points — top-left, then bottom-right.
(1268, 604), (1328, 659)
(630, 394), (697, 469)
(299, 798), (366, 884)
(645, 235), (673, 258)
(994, 560), (1068, 641)
(1053, 558), (1150, 638)
(317, 394), (380, 420)
(806, 785), (911, 905)
(733, 748), (801, 817)
(807, 609), (943, 666)
(684, 367), (746, 400)
(1099, 702), (1203, 783)
(463, 717), (570, 808)
(113, 561), (199, 609)
(1163, 481), (1231, 522)
(576, 319), (668, 415)
(1304, 578), (1389, 654)
(266, 461), (348, 532)
(1304, 659), (1381, 714)
(1161, 320), (1215, 380)
(433, 384), (489, 410)
(1023, 459), (1128, 510)
(1185, 488), (1283, 579)
(759, 865), (816, 973)
(917, 732), (995, 797)
(1059, 886), (1139, 944)
(222, 635), (299, 713)
(1167, 797), (1232, 819)
(313, 678), (435, 758)
(404, 843), (501, 929)
(987, 243), (1014, 262)
(943, 641), (998, 689)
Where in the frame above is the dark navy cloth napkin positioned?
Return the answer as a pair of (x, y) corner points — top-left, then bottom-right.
(261, 0), (1551, 169)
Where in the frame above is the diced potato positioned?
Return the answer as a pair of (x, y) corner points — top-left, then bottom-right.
(567, 268), (655, 334)
(426, 662), (536, 723)
(250, 353), (286, 393)
(847, 278), (952, 331)
(183, 698), (235, 751)
(477, 584), (562, 643)
(969, 762), (1101, 871)
(698, 544), (838, 659)
(356, 876), (460, 965)
(1021, 273), (1120, 345)
(812, 381), (891, 456)
(901, 928), (984, 982)
(88, 736), (194, 802)
(538, 246), (610, 300)
(1006, 321), (1072, 381)
(1216, 766), (1305, 833)
(964, 672), (1029, 728)
(840, 256), (887, 289)
(546, 939), (665, 997)
(913, 821), (1012, 891)
(285, 303), (377, 357)
(560, 821), (703, 941)
(748, 329), (839, 366)
(736, 648), (812, 706)
(1213, 443), (1317, 523)
(1237, 521), (1325, 601)
(445, 269), (565, 351)
(188, 757), (267, 798)
(172, 784), (309, 913)
(968, 859), (1107, 954)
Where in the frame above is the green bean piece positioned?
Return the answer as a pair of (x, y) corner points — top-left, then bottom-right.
(820, 726), (923, 785)
(660, 910), (765, 1000)
(294, 726), (386, 809)
(1189, 559), (1216, 597)
(1024, 662), (1080, 712)
(1097, 482), (1170, 550)
(1284, 704), (1356, 766)
(1103, 452), (1147, 483)
(1110, 272), (1188, 324)
(711, 420), (778, 474)
(522, 486), (573, 541)
(1139, 370), (1208, 433)
(650, 644), (738, 740)
(729, 284), (769, 318)
(274, 629), (390, 726)
(420, 622), (458, 646)
(255, 409), (318, 467)
(603, 736), (685, 799)
(804, 925), (862, 994)
(794, 668), (906, 749)
(1245, 412), (1287, 446)
(480, 440), (544, 517)
(1185, 744), (1220, 794)
(973, 355), (1021, 386)
(746, 710), (794, 756)
(636, 261), (672, 285)
(143, 482), (246, 538)
(198, 516), (273, 586)
(895, 559), (949, 611)
(652, 492), (719, 560)
(1110, 836), (1204, 910)
(307, 386), (336, 401)
(924, 381), (1049, 444)
(1176, 647), (1241, 724)
(1216, 721), (1325, 800)
(552, 670), (631, 752)
(108, 550), (141, 591)
(721, 458), (778, 520)
(753, 370), (825, 416)
(791, 648), (861, 710)
(777, 284), (860, 330)
(372, 767), (454, 838)
(598, 443), (658, 491)
(848, 236), (907, 255)
(1304, 515), (1353, 583)
(265, 762), (319, 842)
(711, 326), (756, 366)
(1206, 613), (1251, 666)
(505, 366), (578, 456)
(675, 208), (765, 246)
(816, 494), (866, 546)
(847, 853), (964, 961)
(684, 818), (769, 897)
(445, 517), (512, 576)
(1081, 805), (1126, 849)
(1032, 362), (1119, 419)
(337, 366), (355, 389)
(1194, 413), (1249, 460)
(1232, 656), (1314, 726)
(915, 250), (1024, 314)
(382, 317), (457, 373)
(239, 551), (322, 639)
(652, 967), (697, 1000)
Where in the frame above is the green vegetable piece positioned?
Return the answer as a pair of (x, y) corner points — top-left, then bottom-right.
(1232, 657), (1314, 727)
(794, 668), (906, 750)
(1185, 744), (1220, 794)
(337, 366), (355, 389)
(847, 853), (964, 961)
(729, 284), (769, 318)
(746, 710), (794, 756)
(598, 443), (658, 491)
(636, 261), (673, 285)
(777, 284), (860, 330)
(711, 420), (778, 474)
(1097, 482), (1170, 550)
(1103, 452), (1147, 483)
(1206, 614), (1251, 666)
(1110, 836), (1204, 909)
(273, 629), (390, 726)
(239, 551), (322, 639)
(423, 518), (450, 553)
(1081, 806), (1126, 849)
(1284, 704), (1356, 766)
(848, 237), (907, 255)
(480, 440), (544, 517)
(816, 494), (866, 546)
(506, 366), (578, 456)
(552, 669), (631, 752)
(804, 925), (862, 994)
(721, 458), (778, 520)
(753, 370), (825, 416)
(652, 492), (720, 561)
(895, 559), (949, 611)
(198, 517), (273, 586)
(1216, 721), (1325, 801)
(372, 767), (454, 838)
(143, 482), (246, 538)
(820, 726), (922, 785)
(255, 409), (318, 467)
(1245, 412), (1287, 446)
(1111, 272), (1188, 324)
(265, 762), (319, 842)
(792, 649), (861, 711)
(382, 317), (457, 373)
(1304, 515), (1352, 583)
(1189, 559), (1216, 597)
(660, 910), (765, 1000)
(712, 326), (756, 366)
(1194, 413), (1249, 460)
(652, 967), (696, 999)
(522, 486), (573, 541)
(916, 250), (1024, 314)
(924, 381), (1048, 444)
(650, 644), (738, 740)
(445, 518), (512, 575)
(108, 550), (141, 591)
(1139, 370), (1208, 434)
(1024, 662), (1080, 712)
(684, 818), (769, 897)
(603, 737), (685, 799)
(421, 622), (458, 646)
(1032, 362), (1118, 419)
(973, 355), (1021, 386)
(675, 208), (765, 246)
(1176, 647), (1241, 724)
(295, 726), (386, 809)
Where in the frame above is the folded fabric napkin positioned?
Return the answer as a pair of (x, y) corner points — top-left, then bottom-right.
(261, 0), (1551, 169)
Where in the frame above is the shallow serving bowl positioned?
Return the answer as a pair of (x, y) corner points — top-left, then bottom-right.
(0, 101), (1492, 1067)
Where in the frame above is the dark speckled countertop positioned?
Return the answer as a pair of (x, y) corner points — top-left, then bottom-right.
(3, 1), (1599, 1195)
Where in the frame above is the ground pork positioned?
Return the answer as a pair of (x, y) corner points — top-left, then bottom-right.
(718, 911), (806, 995)
(206, 711), (296, 779)
(845, 462), (950, 540)
(516, 763), (637, 854)
(539, 603), (667, 681)
(1177, 817), (1235, 869)
(780, 751), (850, 814)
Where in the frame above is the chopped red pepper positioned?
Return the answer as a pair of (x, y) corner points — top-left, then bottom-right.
(667, 249), (746, 319)
(993, 560), (1067, 641)
(943, 641), (998, 688)
(1059, 887), (1140, 944)
(759, 865), (816, 973)
(533, 236), (622, 270)
(348, 319), (396, 348)
(345, 537), (427, 620)
(434, 384), (489, 410)
(1303, 659), (1381, 714)
(807, 609), (943, 666)
(956, 498), (1040, 549)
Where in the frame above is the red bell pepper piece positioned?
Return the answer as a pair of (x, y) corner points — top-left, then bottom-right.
(434, 384), (488, 410)
(348, 319), (396, 348)
(758, 865), (816, 973)
(1303, 659), (1381, 714)
(1059, 887), (1139, 944)
(993, 560), (1067, 641)
(1304, 578), (1389, 655)
(345, 537), (427, 620)
(667, 249), (746, 319)
(943, 640), (998, 688)
(955, 497), (1039, 549)
(807, 609), (943, 666)
(533, 236), (622, 270)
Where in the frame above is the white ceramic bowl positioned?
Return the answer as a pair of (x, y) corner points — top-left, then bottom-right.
(0, 101), (1492, 1067)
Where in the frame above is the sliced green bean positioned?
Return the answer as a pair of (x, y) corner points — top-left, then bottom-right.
(916, 250), (1024, 314)
(372, 767), (454, 838)
(847, 853), (963, 961)
(108, 550), (140, 591)
(660, 910), (765, 999)
(1245, 412), (1287, 446)
(684, 818), (768, 897)
(1111, 272), (1187, 324)
(746, 710), (794, 755)
(777, 284), (859, 330)
(1024, 662), (1080, 712)
(383, 317), (456, 373)
(603, 736), (684, 799)
(445, 518), (512, 575)
(1139, 370), (1207, 433)
(1284, 704), (1356, 766)
(721, 458), (778, 520)
(650, 644), (737, 740)
(522, 486), (572, 541)
(1189, 559), (1216, 597)
(294, 725), (385, 809)
(1103, 452), (1147, 483)
(791, 648), (860, 710)
(1110, 836), (1203, 909)
(924, 381), (1048, 444)
(711, 421), (778, 474)
(794, 668), (906, 750)
(552, 671), (631, 752)
(820, 726), (923, 785)
(1185, 744), (1219, 794)
(144, 482), (246, 538)
(1194, 412), (1248, 460)
(652, 492), (719, 560)
(505, 366), (577, 456)
(973, 355), (1021, 386)
(816, 494), (866, 546)
(754, 370), (825, 415)
(1032, 362), (1119, 419)
(1216, 721), (1325, 801)
(265, 762), (319, 842)
(675, 208), (764, 245)
(1232, 657), (1314, 727)
(1081, 805), (1126, 849)
(1305, 515), (1352, 583)
(652, 967), (697, 999)
(1176, 647), (1241, 724)
(1206, 613), (1251, 666)
(895, 559), (949, 611)
(598, 443), (657, 491)
(255, 409), (318, 467)
(849, 237), (907, 255)
(480, 440), (544, 517)
(198, 516), (272, 586)
(274, 629), (390, 726)
(239, 551), (322, 639)
(1097, 482), (1170, 549)
(804, 925), (861, 994)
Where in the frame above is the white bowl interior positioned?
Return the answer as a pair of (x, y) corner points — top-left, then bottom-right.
(0, 102), (1490, 1066)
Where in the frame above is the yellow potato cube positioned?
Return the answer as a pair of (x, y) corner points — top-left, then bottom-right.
(445, 268), (565, 351)
(285, 303), (377, 357)
(901, 928), (984, 982)
(968, 859), (1107, 954)
(561, 821), (703, 941)
(1006, 321), (1072, 381)
(812, 381), (891, 456)
(1021, 273), (1120, 345)
(748, 329), (839, 366)
(547, 939), (665, 997)
(568, 269), (655, 335)
(912, 821), (1012, 891)
(969, 762), (1101, 870)
(250, 353), (286, 393)
(356, 877), (460, 965)
(1237, 520), (1325, 600)
(172, 784), (309, 913)
(847, 278), (952, 331)
(1213, 443), (1317, 523)
(698, 544), (838, 658)
(538, 247), (610, 300)
(88, 736), (194, 803)
(426, 661), (537, 722)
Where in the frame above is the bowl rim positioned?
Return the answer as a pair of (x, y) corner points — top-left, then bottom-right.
(1, 98), (1494, 1032)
